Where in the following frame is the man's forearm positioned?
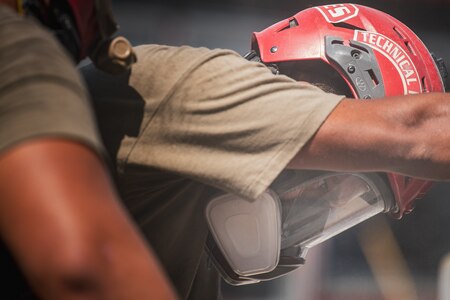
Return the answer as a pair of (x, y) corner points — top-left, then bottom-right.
(289, 92), (450, 180)
(0, 139), (178, 299)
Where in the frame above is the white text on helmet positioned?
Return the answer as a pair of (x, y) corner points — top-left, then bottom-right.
(354, 30), (421, 95)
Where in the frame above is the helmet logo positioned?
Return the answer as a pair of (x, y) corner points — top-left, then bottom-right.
(355, 77), (367, 92)
(354, 30), (421, 95)
(316, 4), (359, 23)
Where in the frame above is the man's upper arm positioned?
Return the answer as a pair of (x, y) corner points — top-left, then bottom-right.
(0, 5), (104, 156)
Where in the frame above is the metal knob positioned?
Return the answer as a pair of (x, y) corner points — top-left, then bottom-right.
(91, 36), (137, 74)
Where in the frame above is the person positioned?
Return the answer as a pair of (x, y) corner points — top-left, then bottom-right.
(79, 3), (450, 299)
(0, 1), (177, 299)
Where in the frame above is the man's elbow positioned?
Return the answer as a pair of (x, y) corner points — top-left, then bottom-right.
(25, 236), (110, 298)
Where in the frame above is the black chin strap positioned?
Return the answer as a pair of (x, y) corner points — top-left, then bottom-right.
(431, 53), (448, 91)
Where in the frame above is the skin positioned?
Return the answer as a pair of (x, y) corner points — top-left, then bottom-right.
(0, 1), (178, 299)
(290, 92), (450, 180)
(3, 1), (448, 298)
(0, 140), (178, 300)
(1, 0), (15, 10)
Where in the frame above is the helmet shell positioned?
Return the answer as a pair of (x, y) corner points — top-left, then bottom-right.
(253, 4), (444, 96)
(252, 3), (445, 218)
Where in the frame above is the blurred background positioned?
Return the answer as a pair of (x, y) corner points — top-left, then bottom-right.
(109, 0), (450, 299)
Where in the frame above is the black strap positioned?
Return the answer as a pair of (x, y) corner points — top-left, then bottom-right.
(243, 50), (279, 75)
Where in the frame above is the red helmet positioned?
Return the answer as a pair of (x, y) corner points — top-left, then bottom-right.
(206, 4), (448, 286)
(249, 3), (447, 219)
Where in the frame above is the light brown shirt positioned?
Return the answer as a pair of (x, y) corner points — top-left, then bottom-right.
(0, 6), (103, 156)
(82, 44), (344, 299)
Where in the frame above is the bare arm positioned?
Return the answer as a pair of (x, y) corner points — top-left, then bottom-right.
(289, 92), (450, 180)
(0, 139), (178, 300)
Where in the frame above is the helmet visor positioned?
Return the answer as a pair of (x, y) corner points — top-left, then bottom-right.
(279, 173), (387, 250)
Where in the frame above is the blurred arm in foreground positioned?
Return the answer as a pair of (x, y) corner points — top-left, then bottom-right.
(0, 2), (177, 299)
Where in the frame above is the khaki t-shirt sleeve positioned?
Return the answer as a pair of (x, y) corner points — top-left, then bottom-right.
(124, 45), (344, 200)
(0, 6), (104, 156)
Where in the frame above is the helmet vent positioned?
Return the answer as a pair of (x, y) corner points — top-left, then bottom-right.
(289, 18), (299, 28)
(393, 26), (405, 39)
(404, 41), (416, 56)
(421, 76), (428, 93)
(368, 69), (380, 86)
(392, 27), (416, 55)
(332, 22), (365, 32)
(278, 18), (299, 32)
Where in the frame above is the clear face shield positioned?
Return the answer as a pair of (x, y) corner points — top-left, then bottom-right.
(205, 171), (395, 285)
